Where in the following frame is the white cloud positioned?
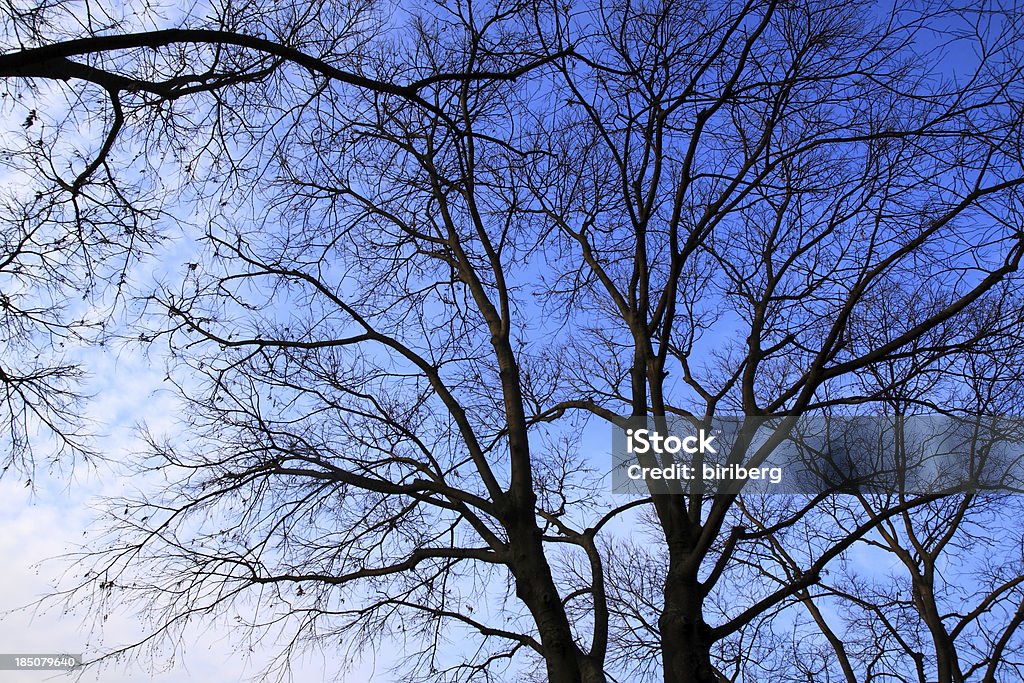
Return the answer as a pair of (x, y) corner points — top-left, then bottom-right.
(0, 346), (383, 682)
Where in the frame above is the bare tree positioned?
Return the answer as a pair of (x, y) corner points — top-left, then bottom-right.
(0, 0), (557, 475)
(519, 1), (1024, 681)
(746, 339), (1024, 683)
(5, 0), (1024, 682)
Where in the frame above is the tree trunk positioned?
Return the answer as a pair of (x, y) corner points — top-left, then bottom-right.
(914, 572), (963, 683)
(660, 563), (717, 683)
(507, 520), (608, 683)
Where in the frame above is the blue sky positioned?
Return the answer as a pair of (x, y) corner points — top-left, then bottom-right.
(3, 0), (1024, 680)
(0, 339), (392, 682)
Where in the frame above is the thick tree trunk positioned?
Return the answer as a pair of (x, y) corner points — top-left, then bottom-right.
(660, 563), (717, 683)
(507, 521), (608, 683)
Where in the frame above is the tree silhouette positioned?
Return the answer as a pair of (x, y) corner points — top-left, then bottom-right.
(4, 0), (1024, 681)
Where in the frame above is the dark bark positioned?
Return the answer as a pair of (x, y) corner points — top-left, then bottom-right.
(914, 567), (964, 683)
(507, 520), (607, 683)
(660, 559), (717, 683)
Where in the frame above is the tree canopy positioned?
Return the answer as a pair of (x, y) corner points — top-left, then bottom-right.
(4, 0), (1024, 681)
